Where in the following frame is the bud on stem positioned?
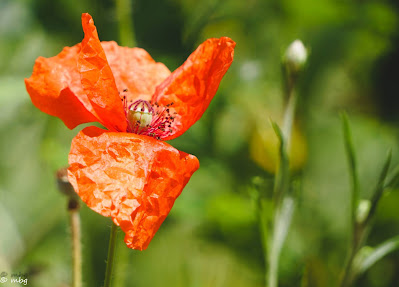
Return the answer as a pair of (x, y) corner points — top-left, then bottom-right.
(283, 39), (308, 77)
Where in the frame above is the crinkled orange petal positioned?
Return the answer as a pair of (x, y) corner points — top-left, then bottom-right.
(67, 126), (199, 250)
(152, 37), (236, 140)
(102, 42), (171, 103)
(25, 45), (100, 129)
(79, 13), (127, 132)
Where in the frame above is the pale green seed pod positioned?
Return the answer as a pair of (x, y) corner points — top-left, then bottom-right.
(128, 101), (153, 129)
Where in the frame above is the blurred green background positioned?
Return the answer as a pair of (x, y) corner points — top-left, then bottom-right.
(1, 0), (399, 286)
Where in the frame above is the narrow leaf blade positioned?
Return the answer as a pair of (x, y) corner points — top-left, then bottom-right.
(357, 236), (399, 275)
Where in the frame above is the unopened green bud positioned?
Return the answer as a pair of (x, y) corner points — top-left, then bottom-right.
(284, 39), (308, 74)
(356, 199), (371, 224)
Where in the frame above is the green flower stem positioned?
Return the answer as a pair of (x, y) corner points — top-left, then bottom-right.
(115, 0), (135, 47)
(340, 224), (366, 287)
(341, 114), (360, 235)
(69, 199), (82, 287)
(57, 168), (83, 287)
(258, 200), (270, 286)
(106, 2), (135, 286)
(340, 115), (361, 287)
(267, 197), (295, 287)
(104, 223), (119, 287)
(113, 231), (130, 287)
(340, 149), (393, 287)
(105, 2), (135, 287)
(266, 74), (298, 287)
(282, 78), (297, 151)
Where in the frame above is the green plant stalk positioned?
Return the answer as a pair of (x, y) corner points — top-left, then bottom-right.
(69, 203), (82, 287)
(113, 230), (130, 287)
(340, 148), (392, 287)
(267, 197), (295, 287)
(104, 223), (119, 287)
(108, 3), (135, 286)
(340, 114), (361, 287)
(115, 0), (135, 47)
(340, 223), (367, 287)
(251, 180), (270, 287)
(258, 199), (270, 284)
(57, 167), (83, 287)
(282, 78), (296, 150)
(266, 80), (297, 287)
(341, 114), (360, 232)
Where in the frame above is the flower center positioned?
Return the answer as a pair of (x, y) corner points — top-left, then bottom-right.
(123, 97), (175, 139)
(127, 100), (153, 133)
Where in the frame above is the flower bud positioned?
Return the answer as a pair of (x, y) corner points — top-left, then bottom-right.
(56, 167), (76, 198)
(356, 199), (371, 224)
(284, 40), (308, 75)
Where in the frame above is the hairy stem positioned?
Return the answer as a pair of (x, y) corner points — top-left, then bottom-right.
(104, 223), (119, 287)
(69, 199), (82, 287)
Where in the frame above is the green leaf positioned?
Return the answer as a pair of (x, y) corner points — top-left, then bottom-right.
(341, 113), (360, 225)
(375, 149), (392, 192)
(356, 236), (399, 275)
(270, 119), (289, 203)
(365, 149), (392, 224)
(273, 196), (295, 257)
(268, 195), (296, 287)
(266, 119), (294, 287)
(384, 165), (399, 190)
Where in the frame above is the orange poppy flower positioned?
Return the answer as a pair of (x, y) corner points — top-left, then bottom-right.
(25, 13), (235, 250)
